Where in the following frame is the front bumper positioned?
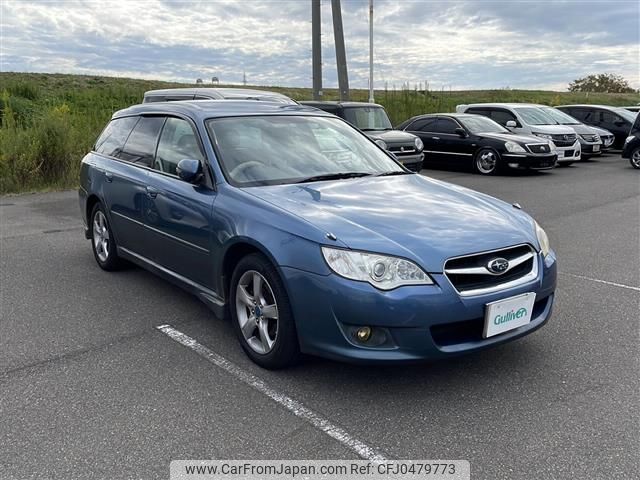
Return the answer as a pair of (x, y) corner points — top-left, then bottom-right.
(580, 139), (603, 156)
(556, 142), (581, 163)
(281, 251), (557, 363)
(395, 152), (424, 172)
(502, 153), (556, 170)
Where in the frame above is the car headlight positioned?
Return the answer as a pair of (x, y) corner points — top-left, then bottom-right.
(548, 140), (557, 152)
(625, 135), (634, 145)
(533, 133), (553, 140)
(414, 137), (424, 151)
(504, 141), (526, 153)
(374, 139), (387, 150)
(321, 246), (433, 290)
(534, 221), (551, 257)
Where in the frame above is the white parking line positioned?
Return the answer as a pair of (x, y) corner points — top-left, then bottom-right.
(560, 272), (640, 292)
(156, 324), (388, 463)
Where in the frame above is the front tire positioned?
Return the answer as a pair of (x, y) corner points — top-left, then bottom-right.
(473, 148), (500, 175)
(90, 203), (124, 271)
(230, 253), (300, 369)
(630, 147), (640, 169)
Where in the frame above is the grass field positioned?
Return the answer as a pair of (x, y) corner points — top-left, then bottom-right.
(1, 71), (638, 193)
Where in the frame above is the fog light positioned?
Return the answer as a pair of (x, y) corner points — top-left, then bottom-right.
(355, 326), (372, 342)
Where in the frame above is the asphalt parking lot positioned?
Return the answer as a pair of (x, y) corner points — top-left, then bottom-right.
(1, 153), (638, 479)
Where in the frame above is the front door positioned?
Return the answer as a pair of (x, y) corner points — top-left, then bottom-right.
(143, 116), (217, 289)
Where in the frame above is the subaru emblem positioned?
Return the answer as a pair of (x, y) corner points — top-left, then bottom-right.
(487, 258), (509, 274)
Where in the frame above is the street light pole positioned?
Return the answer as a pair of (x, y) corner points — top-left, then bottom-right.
(331, 0), (350, 101)
(368, 0), (374, 103)
(312, 0), (322, 100)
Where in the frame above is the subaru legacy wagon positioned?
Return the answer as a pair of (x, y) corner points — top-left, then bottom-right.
(79, 101), (557, 369)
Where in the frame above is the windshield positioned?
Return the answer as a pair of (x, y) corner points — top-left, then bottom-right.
(459, 116), (509, 134)
(343, 106), (393, 131)
(515, 107), (557, 126)
(206, 115), (403, 187)
(541, 107), (580, 125)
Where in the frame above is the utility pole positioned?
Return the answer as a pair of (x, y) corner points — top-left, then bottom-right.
(312, 0), (322, 99)
(368, 0), (374, 103)
(331, 0), (349, 101)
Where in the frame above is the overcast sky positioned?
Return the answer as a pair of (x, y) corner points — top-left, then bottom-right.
(2, 0), (639, 91)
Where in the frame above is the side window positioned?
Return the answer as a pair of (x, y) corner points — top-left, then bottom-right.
(432, 118), (460, 134)
(582, 109), (594, 122)
(408, 117), (437, 132)
(155, 117), (205, 176)
(194, 95), (214, 100)
(490, 109), (517, 126)
(466, 108), (491, 118)
(94, 117), (139, 157)
(117, 116), (165, 167)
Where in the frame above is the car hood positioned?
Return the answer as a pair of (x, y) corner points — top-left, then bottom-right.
(528, 124), (576, 135)
(365, 130), (418, 144)
(479, 132), (546, 144)
(245, 175), (537, 272)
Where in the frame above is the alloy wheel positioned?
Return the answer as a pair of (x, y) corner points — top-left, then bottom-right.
(235, 270), (279, 354)
(631, 149), (640, 169)
(476, 151), (497, 174)
(92, 210), (110, 262)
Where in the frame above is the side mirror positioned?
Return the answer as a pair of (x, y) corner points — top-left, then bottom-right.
(454, 127), (468, 138)
(505, 120), (517, 128)
(176, 158), (202, 183)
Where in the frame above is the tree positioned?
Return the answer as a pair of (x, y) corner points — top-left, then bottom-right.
(568, 73), (635, 93)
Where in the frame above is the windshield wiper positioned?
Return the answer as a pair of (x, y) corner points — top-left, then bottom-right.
(295, 172), (373, 183)
(375, 171), (412, 177)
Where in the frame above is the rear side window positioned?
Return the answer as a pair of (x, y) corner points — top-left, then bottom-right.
(116, 116), (165, 167)
(155, 117), (204, 176)
(408, 117), (437, 132)
(94, 117), (139, 157)
(466, 108), (491, 117)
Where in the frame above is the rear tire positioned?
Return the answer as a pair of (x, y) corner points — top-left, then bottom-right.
(230, 253), (300, 369)
(473, 148), (500, 175)
(630, 147), (640, 169)
(90, 203), (124, 271)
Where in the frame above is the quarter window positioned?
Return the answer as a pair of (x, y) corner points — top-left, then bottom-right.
(94, 116), (139, 157)
(155, 117), (204, 176)
(117, 116), (165, 167)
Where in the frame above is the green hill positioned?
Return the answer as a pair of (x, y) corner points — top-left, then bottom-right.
(1, 72), (638, 193)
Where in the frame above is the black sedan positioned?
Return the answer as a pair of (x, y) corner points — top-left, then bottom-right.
(397, 114), (557, 175)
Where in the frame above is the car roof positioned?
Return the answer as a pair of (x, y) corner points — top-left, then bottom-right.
(144, 87), (296, 104)
(301, 100), (384, 108)
(463, 103), (544, 108)
(555, 104), (624, 110)
(113, 100), (332, 121)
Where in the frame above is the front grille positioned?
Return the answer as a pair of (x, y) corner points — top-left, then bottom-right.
(388, 144), (417, 157)
(550, 133), (577, 147)
(430, 296), (549, 347)
(444, 244), (538, 295)
(580, 134), (599, 143)
(526, 143), (551, 154)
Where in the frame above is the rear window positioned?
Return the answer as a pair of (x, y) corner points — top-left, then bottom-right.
(94, 117), (139, 157)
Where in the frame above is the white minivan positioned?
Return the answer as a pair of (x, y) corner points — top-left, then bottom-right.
(456, 103), (581, 165)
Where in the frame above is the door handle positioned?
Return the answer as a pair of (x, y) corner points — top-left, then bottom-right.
(146, 186), (158, 198)
(104, 171), (113, 182)
(431, 136), (440, 140)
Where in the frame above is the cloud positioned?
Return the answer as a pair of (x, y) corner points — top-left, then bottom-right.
(1, 0), (638, 90)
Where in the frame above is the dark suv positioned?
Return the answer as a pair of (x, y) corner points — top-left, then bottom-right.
(622, 114), (640, 169)
(556, 105), (637, 149)
(300, 101), (424, 171)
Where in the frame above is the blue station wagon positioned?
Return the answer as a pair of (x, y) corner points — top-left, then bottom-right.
(79, 101), (557, 368)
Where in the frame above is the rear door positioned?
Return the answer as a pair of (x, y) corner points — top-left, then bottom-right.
(144, 116), (217, 289)
(93, 115), (150, 255)
(404, 117), (439, 160)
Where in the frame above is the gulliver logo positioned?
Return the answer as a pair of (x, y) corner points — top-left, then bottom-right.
(494, 307), (527, 325)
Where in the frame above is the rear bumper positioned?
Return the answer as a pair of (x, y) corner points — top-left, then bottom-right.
(502, 153), (556, 170)
(281, 251), (557, 364)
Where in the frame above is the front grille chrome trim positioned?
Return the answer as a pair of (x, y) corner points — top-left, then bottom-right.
(444, 244), (540, 297)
